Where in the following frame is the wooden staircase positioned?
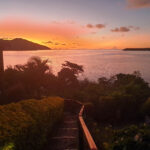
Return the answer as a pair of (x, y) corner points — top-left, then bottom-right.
(48, 112), (79, 150)
(43, 99), (98, 150)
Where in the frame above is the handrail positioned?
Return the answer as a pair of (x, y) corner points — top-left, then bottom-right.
(79, 105), (84, 116)
(78, 105), (98, 150)
(64, 99), (98, 150)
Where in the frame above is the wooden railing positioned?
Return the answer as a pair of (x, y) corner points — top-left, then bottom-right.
(64, 99), (98, 150)
(78, 105), (98, 150)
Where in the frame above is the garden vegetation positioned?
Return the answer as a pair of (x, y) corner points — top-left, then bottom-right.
(0, 56), (150, 150)
(0, 97), (64, 150)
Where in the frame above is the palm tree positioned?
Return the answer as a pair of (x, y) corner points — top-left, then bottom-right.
(14, 56), (50, 98)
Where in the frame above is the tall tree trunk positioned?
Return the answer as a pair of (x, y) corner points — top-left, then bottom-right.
(0, 50), (4, 73)
(0, 50), (4, 101)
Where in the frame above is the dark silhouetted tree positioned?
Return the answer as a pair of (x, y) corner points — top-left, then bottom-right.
(58, 61), (84, 97)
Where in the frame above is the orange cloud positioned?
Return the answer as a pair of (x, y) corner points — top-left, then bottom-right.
(111, 26), (140, 33)
(95, 24), (106, 29)
(111, 27), (130, 32)
(127, 0), (150, 8)
(86, 23), (106, 29)
(86, 24), (94, 28)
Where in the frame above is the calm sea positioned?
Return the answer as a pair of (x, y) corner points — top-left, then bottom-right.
(3, 50), (150, 83)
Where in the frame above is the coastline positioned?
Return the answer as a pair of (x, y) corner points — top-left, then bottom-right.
(123, 48), (150, 51)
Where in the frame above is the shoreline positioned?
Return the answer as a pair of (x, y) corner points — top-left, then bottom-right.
(123, 48), (150, 51)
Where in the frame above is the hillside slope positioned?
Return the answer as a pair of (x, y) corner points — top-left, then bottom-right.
(0, 38), (50, 50)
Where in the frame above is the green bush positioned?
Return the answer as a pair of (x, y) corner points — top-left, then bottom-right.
(110, 125), (150, 150)
(141, 98), (150, 116)
(0, 97), (64, 150)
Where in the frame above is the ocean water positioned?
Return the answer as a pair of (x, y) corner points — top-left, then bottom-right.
(3, 49), (150, 83)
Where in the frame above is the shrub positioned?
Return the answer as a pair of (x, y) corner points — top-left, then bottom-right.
(141, 98), (150, 116)
(110, 124), (150, 150)
(0, 97), (64, 150)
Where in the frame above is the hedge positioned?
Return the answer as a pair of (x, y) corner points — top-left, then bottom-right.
(0, 97), (64, 150)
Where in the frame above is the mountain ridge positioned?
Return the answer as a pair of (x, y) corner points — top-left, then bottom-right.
(0, 38), (50, 50)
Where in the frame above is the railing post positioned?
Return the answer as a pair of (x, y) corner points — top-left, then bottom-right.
(0, 50), (4, 73)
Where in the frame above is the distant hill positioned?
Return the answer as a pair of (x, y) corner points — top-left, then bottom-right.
(123, 48), (150, 51)
(0, 38), (50, 50)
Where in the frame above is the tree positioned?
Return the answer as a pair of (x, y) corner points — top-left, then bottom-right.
(62, 61), (84, 75)
(57, 61), (84, 97)
(3, 57), (51, 102)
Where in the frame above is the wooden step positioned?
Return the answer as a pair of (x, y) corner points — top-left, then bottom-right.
(48, 136), (78, 150)
(43, 111), (79, 150)
(55, 128), (78, 137)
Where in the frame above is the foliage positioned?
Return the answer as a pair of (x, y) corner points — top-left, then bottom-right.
(89, 123), (150, 150)
(57, 61), (84, 97)
(110, 124), (150, 150)
(83, 72), (150, 125)
(0, 57), (150, 150)
(1, 57), (150, 124)
(0, 58), (85, 104)
(62, 61), (84, 75)
(2, 56), (52, 102)
(0, 97), (64, 150)
(86, 119), (114, 150)
(0, 143), (15, 150)
(141, 98), (150, 116)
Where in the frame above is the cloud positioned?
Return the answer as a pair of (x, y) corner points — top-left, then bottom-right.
(86, 23), (106, 29)
(43, 41), (66, 46)
(111, 27), (130, 32)
(129, 26), (140, 30)
(95, 24), (106, 29)
(111, 26), (140, 32)
(55, 42), (67, 46)
(127, 0), (150, 8)
(43, 41), (53, 44)
(55, 42), (59, 45)
(86, 24), (94, 28)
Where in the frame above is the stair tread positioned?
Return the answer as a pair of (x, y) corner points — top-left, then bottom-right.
(44, 111), (79, 150)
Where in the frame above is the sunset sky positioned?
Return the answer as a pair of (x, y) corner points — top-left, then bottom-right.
(0, 0), (150, 50)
